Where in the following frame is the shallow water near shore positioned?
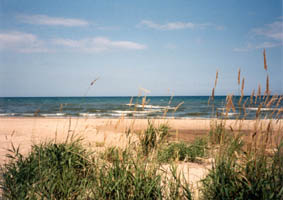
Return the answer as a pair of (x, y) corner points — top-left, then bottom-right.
(0, 96), (281, 119)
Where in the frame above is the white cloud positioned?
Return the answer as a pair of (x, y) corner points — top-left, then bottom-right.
(233, 42), (282, 52)
(0, 31), (49, 53)
(252, 21), (283, 41)
(18, 14), (89, 27)
(0, 31), (146, 53)
(52, 37), (146, 52)
(234, 19), (283, 52)
(140, 20), (195, 30)
(139, 20), (223, 31)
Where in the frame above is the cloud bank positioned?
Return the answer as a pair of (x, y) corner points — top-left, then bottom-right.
(252, 21), (283, 41)
(18, 14), (89, 27)
(0, 31), (146, 53)
(52, 37), (146, 52)
(234, 19), (283, 52)
(0, 31), (48, 53)
(139, 20), (224, 31)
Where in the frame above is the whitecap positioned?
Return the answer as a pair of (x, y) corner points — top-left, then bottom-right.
(0, 113), (15, 116)
(126, 104), (175, 110)
(41, 113), (66, 117)
(246, 107), (279, 111)
(21, 113), (35, 116)
(79, 113), (102, 117)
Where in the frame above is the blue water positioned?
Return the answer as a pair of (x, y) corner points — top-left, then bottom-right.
(0, 96), (281, 119)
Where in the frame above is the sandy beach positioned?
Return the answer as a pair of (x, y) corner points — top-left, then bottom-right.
(1, 117), (282, 163)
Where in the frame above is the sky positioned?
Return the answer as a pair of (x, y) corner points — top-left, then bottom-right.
(0, 0), (282, 97)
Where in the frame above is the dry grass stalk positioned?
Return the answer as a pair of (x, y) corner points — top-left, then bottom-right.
(129, 96), (133, 106)
(90, 77), (100, 86)
(255, 84), (261, 104)
(163, 108), (168, 118)
(214, 70), (219, 88)
(174, 101), (184, 112)
(146, 99), (150, 105)
(140, 87), (151, 94)
(168, 93), (174, 105)
(264, 95), (270, 106)
(226, 94), (235, 115)
(265, 75), (270, 96)
(84, 77), (100, 96)
(238, 78), (245, 106)
(256, 103), (262, 118)
(252, 119), (260, 140)
(211, 88), (215, 101)
(237, 68), (241, 85)
(263, 48), (268, 71)
(269, 109), (277, 119)
(266, 94), (278, 108)
(264, 121), (272, 146)
(141, 96), (147, 109)
(241, 78), (245, 96)
(238, 96), (243, 109)
(250, 89), (255, 105)
(242, 98), (249, 118)
(276, 96), (282, 107)
(275, 108), (282, 118)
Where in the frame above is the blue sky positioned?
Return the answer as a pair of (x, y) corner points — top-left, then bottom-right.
(0, 0), (282, 97)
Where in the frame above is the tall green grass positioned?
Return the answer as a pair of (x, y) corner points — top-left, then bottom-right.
(157, 138), (207, 163)
(201, 140), (283, 200)
(0, 139), (94, 199)
(139, 121), (169, 156)
(0, 125), (193, 199)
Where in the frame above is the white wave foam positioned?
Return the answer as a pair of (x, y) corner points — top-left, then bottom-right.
(217, 111), (238, 116)
(0, 113), (15, 116)
(109, 113), (147, 117)
(109, 113), (127, 117)
(126, 104), (175, 110)
(21, 113), (35, 116)
(79, 113), (102, 117)
(41, 113), (66, 117)
(246, 107), (279, 111)
(227, 112), (238, 116)
(113, 109), (161, 114)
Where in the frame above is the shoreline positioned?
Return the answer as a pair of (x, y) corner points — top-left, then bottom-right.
(0, 116), (282, 130)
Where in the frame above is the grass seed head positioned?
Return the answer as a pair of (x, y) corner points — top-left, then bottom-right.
(263, 48), (268, 71)
(238, 68), (241, 85)
(214, 70), (219, 88)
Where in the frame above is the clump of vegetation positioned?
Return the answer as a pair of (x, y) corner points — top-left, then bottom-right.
(0, 139), (94, 199)
(90, 147), (164, 199)
(158, 137), (207, 163)
(1, 130), (193, 199)
(209, 120), (230, 145)
(201, 140), (283, 200)
(139, 121), (169, 156)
